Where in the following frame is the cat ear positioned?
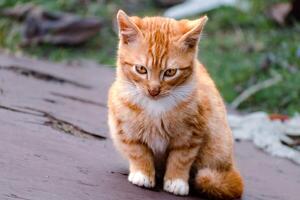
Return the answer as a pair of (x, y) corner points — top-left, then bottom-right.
(179, 16), (208, 50)
(117, 10), (142, 44)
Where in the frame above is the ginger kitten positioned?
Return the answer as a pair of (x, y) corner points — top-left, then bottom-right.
(108, 10), (244, 199)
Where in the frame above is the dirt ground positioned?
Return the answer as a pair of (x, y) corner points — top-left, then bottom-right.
(0, 53), (299, 200)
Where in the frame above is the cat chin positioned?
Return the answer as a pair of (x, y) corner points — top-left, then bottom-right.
(119, 79), (196, 117)
(139, 96), (177, 117)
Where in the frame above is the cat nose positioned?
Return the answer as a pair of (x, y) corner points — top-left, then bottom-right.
(148, 87), (160, 97)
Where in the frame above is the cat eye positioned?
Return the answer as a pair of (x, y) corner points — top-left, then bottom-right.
(164, 69), (177, 77)
(135, 65), (147, 75)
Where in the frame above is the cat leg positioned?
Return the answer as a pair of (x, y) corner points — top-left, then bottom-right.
(163, 145), (199, 196)
(108, 114), (155, 188)
(122, 140), (156, 188)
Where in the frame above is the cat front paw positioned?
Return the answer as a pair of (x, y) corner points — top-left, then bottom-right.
(128, 171), (155, 188)
(164, 179), (189, 196)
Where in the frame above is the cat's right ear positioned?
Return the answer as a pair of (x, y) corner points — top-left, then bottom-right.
(117, 10), (142, 44)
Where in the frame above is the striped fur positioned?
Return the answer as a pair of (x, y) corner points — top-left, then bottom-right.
(107, 10), (243, 199)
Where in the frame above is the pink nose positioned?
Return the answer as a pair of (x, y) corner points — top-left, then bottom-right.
(148, 88), (160, 97)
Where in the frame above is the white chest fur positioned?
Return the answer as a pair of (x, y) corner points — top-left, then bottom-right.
(121, 115), (169, 155)
(146, 134), (168, 155)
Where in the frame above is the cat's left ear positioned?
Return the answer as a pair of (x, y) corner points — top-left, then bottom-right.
(179, 16), (208, 50)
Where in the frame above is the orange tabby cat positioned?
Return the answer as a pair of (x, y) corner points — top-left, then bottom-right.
(108, 10), (244, 199)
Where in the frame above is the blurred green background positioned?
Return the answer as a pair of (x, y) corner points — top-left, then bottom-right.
(0, 0), (299, 114)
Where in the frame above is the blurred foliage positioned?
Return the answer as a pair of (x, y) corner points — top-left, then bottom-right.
(0, 0), (157, 63)
(0, 0), (299, 114)
(200, 0), (300, 114)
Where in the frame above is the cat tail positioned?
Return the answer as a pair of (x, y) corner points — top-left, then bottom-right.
(194, 167), (244, 200)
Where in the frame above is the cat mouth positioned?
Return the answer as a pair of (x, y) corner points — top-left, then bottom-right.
(146, 93), (169, 100)
(146, 94), (161, 100)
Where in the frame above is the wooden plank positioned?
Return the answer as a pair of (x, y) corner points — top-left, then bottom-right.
(0, 53), (299, 200)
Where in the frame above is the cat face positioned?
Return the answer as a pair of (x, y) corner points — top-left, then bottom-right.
(116, 10), (207, 100)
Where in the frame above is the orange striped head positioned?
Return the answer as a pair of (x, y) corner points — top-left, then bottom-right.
(116, 10), (207, 102)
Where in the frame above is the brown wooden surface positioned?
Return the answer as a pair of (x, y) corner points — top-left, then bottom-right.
(0, 53), (299, 200)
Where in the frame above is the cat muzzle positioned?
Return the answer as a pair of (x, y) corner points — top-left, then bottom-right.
(148, 88), (161, 97)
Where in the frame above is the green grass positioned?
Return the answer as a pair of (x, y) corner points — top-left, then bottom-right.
(0, 0), (299, 114)
(200, 1), (300, 114)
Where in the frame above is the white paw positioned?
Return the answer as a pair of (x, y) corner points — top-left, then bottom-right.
(164, 179), (189, 196)
(128, 171), (154, 188)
